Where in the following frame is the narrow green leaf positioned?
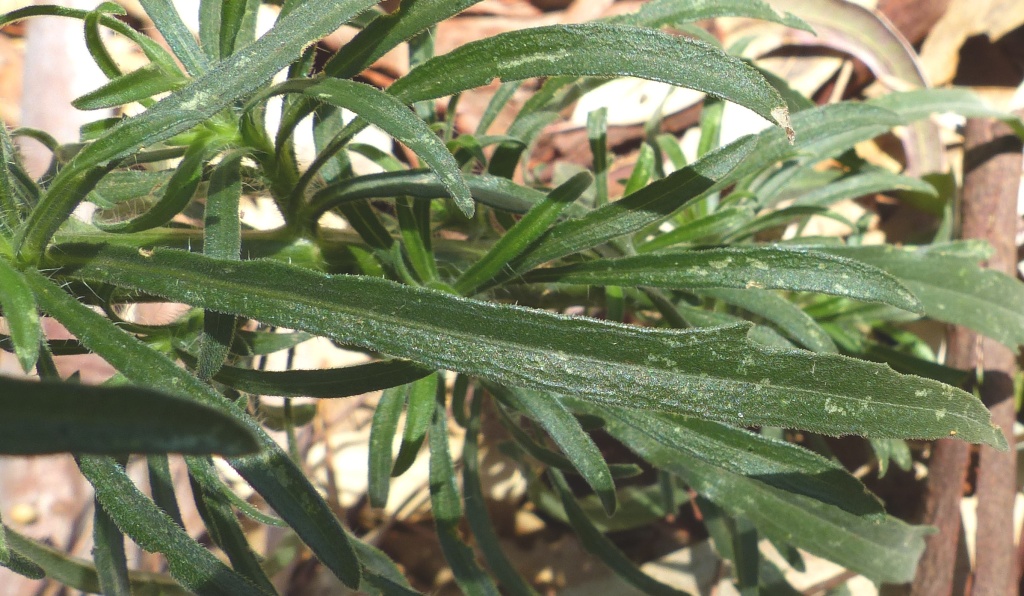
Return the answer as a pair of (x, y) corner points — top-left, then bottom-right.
(586, 404), (928, 583)
(588, 107), (609, 207)
(83, 4), (126, 80)
(609, 0), (811, 31)
(820, 243), (1024, 351)
(79, 456), (269, 595)
(548, 470), (687, 596)
(139, 0), (209, 76)
(790, 169), (937, 208)
(25, 270), (363, 588)
(351, 539), (419, 594)
(697, 98), (725, 158)
(0, 258), (40, 372)
(567, 399), (884, 516)
(493, 385), (617, 515)
(397, 196), (439, 283)
(48, 245), (1005, 446)
(622, 143), (655, 196)
(674, 301), (795, 349)
(0, 544), (45, 581)
(455, 172), (592, 294)
(392, 373), (438, 477)
(508, 139), (754, 276)
(724, 103), (903, 186)
(204, 150), (243, 260)
(188, 467), (276, 592)
(636, 206), (754, 252)
(2, 5), (172, 70)
(218, 0), (262, 59)
(305, 170), (560, 225)
(198, 150), (243, 380)
(369, 385), (406, 508)
(4, 526), (185, 593)
(462, 396), (539, 596)
(699, 287), (837, 353)
(523, 246), (922, 312)
(230, 329), (313, 357)
(273, 0), (483, 153)
(213, 359), (433, 398)
(476, 81), (521, 136)
(303, 79), (474, 216)
(147, 454), (185, 527)
(389, 24), (791, 133)
(198, 0), (221, 60)
(97, 139), (217, 234)
(73, 63), (185, 111)
(0, 375), (258, 455)
(16, 0), (382, 262)
(46, 245), (999, 446)
(86, 170), (172, 209)
(0, 124), (24, 228)
(870, 87), (1024, 139)
(93, 492), (132, 596)
(428, 392), (501, 596)
(327, 0), (483, 80)
(185, 456), (287, 528)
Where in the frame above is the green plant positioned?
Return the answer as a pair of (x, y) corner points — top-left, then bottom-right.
(0, 1), (1021, 594)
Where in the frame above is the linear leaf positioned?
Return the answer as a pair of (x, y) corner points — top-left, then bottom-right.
(139, 0), (208, 76)
(147, 454), (185, 527)
(636, 206), (754, 252)
(304, 79), (474, 216)
(725, 103), (903, 186)
(97, 139), (218, 233)
(86, 170), (172, 209)
(609, 0), (811, 31)
(304, 170), (562, 225)
(25, 270), (363, 588)
(699, 287), (837, 353)
(819, 243), (1024, 351)
(213, 359), (433, 398)
(93, 492), (132, 596)
(428, 393), (501, 596)
(494, 385), (617, 515)
(389, 24), (791, 133)
(198, 150), (243, 380)
(0, 258), (40, 371)
(4, 526), (186, 593)
(47, 244), (1005, 446)
(327, 0), (483, 79)
(16, 0), (381, 261)
(368, 385), (406, 508)
(456, 172), (592, 294)
(392, 373), (438, 477)
(511, 140), (754, 275)
(790, 169), (936, 208)
(586, 404), (929, 583)
(73, 63), (186, 111)
(869, 87), (1024, 139)
(523, 246), (922, 312)
(188, 467), (276, 592)
(0, 375), (257, 455)
(548, 470), (687, 596)
(212, 0), (262, 59)
(462, 396), (539, 596)
(79, 456), (269, 595)
(0, 5), (179, 74)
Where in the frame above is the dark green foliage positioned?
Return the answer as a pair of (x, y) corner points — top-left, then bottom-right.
(0, 1), (1021, 593)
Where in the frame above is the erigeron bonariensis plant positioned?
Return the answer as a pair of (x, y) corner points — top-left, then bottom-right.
(0, 1), (1022, 593)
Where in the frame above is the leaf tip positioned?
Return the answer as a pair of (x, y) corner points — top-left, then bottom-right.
(772, 106), (795, 144)
(454, 194), (476, 218)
